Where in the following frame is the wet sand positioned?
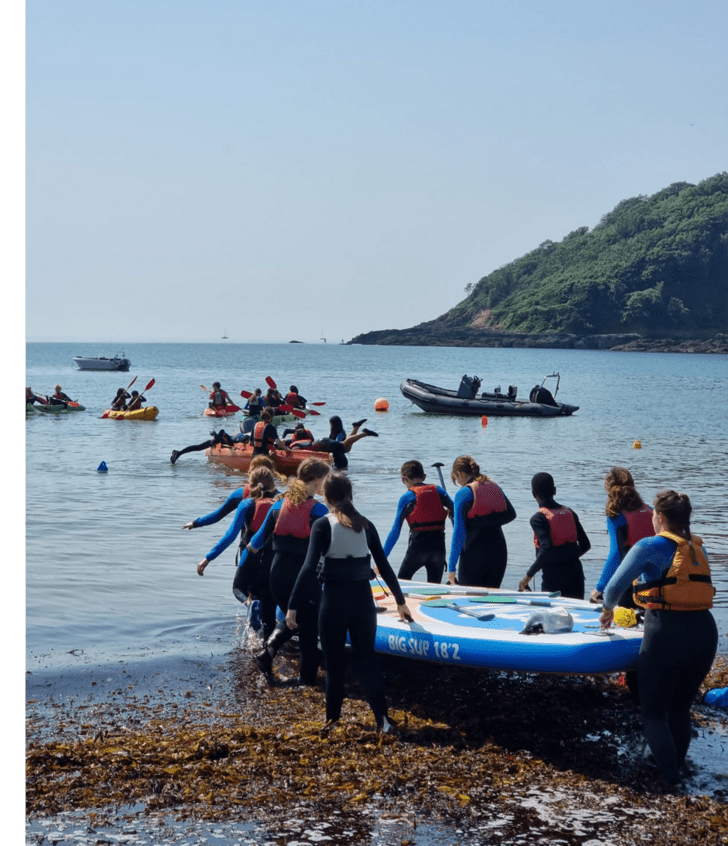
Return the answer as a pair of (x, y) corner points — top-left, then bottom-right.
(26, 626), (728, 846)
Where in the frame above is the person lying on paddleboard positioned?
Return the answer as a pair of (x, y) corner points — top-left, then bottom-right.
(383, 460), (454, 584)
(518, 472), (591, 600)
(282, 419), (377, 470)
(170, 428), (241, 465)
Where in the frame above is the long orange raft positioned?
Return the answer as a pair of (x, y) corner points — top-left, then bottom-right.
(206, 443), (333, 475)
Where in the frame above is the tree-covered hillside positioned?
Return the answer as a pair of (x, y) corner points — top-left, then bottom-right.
(359, 173), (727, 344)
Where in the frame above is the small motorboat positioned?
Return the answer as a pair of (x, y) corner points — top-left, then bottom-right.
(206, 443), (333, 475)
(73, 352), (131, 371)
(400, 373), (578, 418)
(102, 406), (159, 420)
(372, 580), (641, 675)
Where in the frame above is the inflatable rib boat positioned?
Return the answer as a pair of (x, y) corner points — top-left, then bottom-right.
(372, 580), (642, 675)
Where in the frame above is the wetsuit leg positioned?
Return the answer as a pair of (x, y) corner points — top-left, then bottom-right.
(318, 586), (349, 722)
(176, 439), (214, 457)
(458, 528), (507, 588)
(398, 533), (445, 583)
(312, 439), (348, 469)
(540, 562), (585, 600)
(638, 609), (718, 783)
(295, 597), (321, 685)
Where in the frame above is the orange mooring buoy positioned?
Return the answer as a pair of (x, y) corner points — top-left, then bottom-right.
(374, 397), (389, 412)
(481, 415), (489, 427)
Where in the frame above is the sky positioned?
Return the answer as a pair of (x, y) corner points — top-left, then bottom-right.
(20, 0), (728, 344)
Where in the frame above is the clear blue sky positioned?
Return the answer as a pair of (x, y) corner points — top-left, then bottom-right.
(22, 0), (728, 343)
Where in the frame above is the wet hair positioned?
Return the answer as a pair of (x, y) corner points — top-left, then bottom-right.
(260, 407), (273, 422)
(285, 458), (330, 506)
(323, 473), (367, 533)
(653, 489), (692, 538)
(289, 385), (298, 393)
(450, 455), (491, 485)
(329, 415), (345, 439)
(604, 466), (645, 518)
(531, 472), (556, 500)
(293, 428), (311, 441)
(401, 460), (425, 481)
(131, 391), (139, 397)
(213, 382), (221, 389)
(248, 467), (277, 498)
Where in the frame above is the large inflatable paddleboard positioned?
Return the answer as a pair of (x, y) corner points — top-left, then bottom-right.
(206, 443), (333, 475)
(371, 580), (642, 675)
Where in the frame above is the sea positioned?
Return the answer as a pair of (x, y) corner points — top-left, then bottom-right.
(24, 341), (728, 843)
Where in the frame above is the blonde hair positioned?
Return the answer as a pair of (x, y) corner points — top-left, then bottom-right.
(604, 467), (646, 518)
(450, 455), (491, 485)
(285, 458), (330, 506)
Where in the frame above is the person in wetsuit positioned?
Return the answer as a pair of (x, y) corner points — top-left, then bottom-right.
(447, 455), (516, 587)
(111, 388), (130, 410)
(252, 407), (291, 456)
(600, 489), (717, 787)
(26, 387), (48, 407)
(49, 384), (73, 406)
(383, 460), (454, 583)
(126, 390), (146, 411)
(170, 428), (242, 464)
(286, 472), (412, 733)
(208, 382), (231, 410)
(591, 466), (655, 606)
(518, 472), (591, 599)
(294, 415), (377, 470)
(196, 466), (281, 640)
(240, 458), (331, 683)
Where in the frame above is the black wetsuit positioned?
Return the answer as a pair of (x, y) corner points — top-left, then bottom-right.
(231, 500), (277, 640)
(289, 515), (405, 727)
(527, 497), (591, 599)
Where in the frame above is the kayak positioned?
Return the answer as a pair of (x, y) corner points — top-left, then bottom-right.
(242, 411), (297, 426)
(26, 402), (85, 414)
(371, 580), (642, 675)
(206, 443), (333, 475)
(204, 405), (240, 417)
(102, 406), (160, 420)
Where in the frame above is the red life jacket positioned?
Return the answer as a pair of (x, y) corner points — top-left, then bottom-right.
(274, 497), (316, 539)
(467, 481), (507, 519)
(633, 531), (714, 611)
(623, 505), (655, 551)
(247, 497), (275, 534)
(534, 506), (578, 548)
(285, 392), (300, 407)
(406, 485), (447, 532)
(253, 421), (273, 452)
(289, 429), (315, 449)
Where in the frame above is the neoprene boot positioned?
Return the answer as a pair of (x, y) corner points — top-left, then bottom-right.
(254, 624), (293, 674)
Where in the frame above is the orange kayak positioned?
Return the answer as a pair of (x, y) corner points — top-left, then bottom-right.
(206, 443), (333, 475)
(203, 405), (240, 417)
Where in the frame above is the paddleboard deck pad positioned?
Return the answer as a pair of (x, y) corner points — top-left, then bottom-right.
(371, 580), (642, 675)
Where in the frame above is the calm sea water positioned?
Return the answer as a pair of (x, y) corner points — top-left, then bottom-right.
(26, 342), (728, 670)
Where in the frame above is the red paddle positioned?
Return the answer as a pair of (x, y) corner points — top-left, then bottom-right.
(116, 378), (155, 420)
(102, 374), (138, 418)
(265, 376), (277, 390)
(240, 390), (253, 399)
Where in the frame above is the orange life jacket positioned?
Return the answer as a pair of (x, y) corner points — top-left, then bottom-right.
(406, 484), (447, 532)
(633, 531), (714, 611)
(274, 497), (316, 539)
(623, 505), (655, 551)
(253, 421), (273, 452)
(467, 481), (507, 519)
(289, 429), (315, 449)
(534, 506), (578, 548)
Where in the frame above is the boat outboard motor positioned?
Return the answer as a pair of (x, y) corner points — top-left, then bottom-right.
(529, 385), (558, 406)
(522, 606), (574, 635)
(457, 375), (481, 399)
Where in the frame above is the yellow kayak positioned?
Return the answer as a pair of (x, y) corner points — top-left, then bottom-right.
(102, 406), (159, 420)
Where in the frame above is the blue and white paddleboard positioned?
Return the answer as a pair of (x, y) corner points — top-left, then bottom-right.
(372, 580), (642, 675)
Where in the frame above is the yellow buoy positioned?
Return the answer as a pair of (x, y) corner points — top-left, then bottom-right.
(374, 397), (389, 412)
(633, 440), (642, 449)
(481, 415), (488, 427)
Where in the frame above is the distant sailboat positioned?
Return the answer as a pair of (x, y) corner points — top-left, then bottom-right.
(320, 330), (326, 344)
(222, 328), (229, 339)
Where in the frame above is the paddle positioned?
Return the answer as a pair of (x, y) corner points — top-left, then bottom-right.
(240, 390), (253, 399)
(309, 402), (326, 406)
(451, 595), (603, 611)
(116, 378), (155, 420)
(278, 403), (306, 419)
(431, 462), (447, 491)
(430, 601), (495, 622)
(265, 376), (277, 390)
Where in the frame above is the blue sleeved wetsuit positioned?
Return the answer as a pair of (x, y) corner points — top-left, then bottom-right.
(384, 485), (454, 583)
(603, 534), (718, 785)
(448, 484), (516, 587)
(193, 489), (245, 529)
(205, 497), (257, 563)
(595, 514), (626, 593)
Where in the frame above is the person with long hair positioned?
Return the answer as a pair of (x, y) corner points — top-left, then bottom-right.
(286, 473), (412, 733)
(447, 455), (516, 587)
(590, 467), (655, 604)
(518, 472), (591, 599)
(600, 490), (717, 786)
(196, 466), (281, 640)
(242, 458), (331, 683)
